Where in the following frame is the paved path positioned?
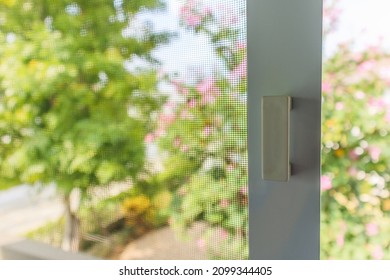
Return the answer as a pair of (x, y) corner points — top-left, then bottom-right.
(119, 225), (207, 260)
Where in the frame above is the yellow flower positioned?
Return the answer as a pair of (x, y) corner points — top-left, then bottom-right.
(334, 148), (345, 158)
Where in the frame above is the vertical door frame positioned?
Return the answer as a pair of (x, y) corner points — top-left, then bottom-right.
(248, 0), (323, 259)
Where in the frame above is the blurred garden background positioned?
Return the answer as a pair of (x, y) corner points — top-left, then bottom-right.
(0, 0), (389, 260)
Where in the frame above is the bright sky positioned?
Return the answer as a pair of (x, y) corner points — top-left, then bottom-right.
(326, 0), (390, 55)
(146, 0), (390, 73)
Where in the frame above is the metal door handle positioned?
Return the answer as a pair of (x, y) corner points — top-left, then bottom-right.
(261, 96), (291, 181)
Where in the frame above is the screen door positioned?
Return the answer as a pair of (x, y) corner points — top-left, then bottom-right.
(248, 0), (323, 259)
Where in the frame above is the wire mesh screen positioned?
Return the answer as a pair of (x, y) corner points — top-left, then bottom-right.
(0, 0), (247, 260)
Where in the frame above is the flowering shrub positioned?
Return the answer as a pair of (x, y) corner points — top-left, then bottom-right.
(149, 0), (390, 259)
(150, 0), (248, 259)
(321, 0), (390, 259)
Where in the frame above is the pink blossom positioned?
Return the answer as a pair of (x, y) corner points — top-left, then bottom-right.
(336, 233), (344, 247)
(335, 102), (344, 111)
(226, 164), (235, 172)
(322, 80), (332, 93)
(358, 60), (376, 73)
(164, 101), (176, 110)
(173, 137), (181, 148)
(368, 97), (386, 111)
(385, 111), (390, 123)
(184, 14), (202, 27)
(368, 146), (381, 162)
(196, 78), (217, 95)
(365, 223), (379, 237)
(196, 78), (219, 105)
(348, 167), (358, 176)
(349, 150), (359, 161)
(179, 1), (208, 28)
(371, 245), (384, 260)
(180, 145), (189, 152)
(321, 175), (332, 191)
(220, 199), (230, 208)
(159, 113), (175, 126)
(144, 133), (155, 144)
(188, 99), (197, 108)
(239, 186), (248, 195)
(202, 126), (212, 137)
(217, 228), (229, 240)
(236, 42), (246, 50)
(379, 66), (390, 85)
(231, 59), (247, 80)
(196, 238), (206, 250)
(355, 91), (366, 100)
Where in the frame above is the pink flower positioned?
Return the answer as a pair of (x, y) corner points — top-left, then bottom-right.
(196, 78), (216, 95)
(197, 238), (206, 250)
(321, 175), (332, 191)
(371, 245), (384, 260)
(202, 126), (211, 137)
(236, 42), (246, 50)
(231, 59), (247, 80)
(365, 223), (379, 237)
(179, 1), (208, 28)
(220, 199), (230, 208)
(368, 98), (386, 111)
(188, 99), (197, 108)
(196, 78), (219, 105)
(348, 167), (358, 176)
(159, 113), (175, 126)
(226, 164), (235, 172)
(144, 133), (155, 144)
(358, 60), (376, 73)
(336, 233), (344, 247)
(385, 111), (390, 123)
(322, 80), (332, 93)
(349, 150), (359, 161)
(368, 146), (381, 162)
(216, 228), (229, 240)
(335, 102), (344, 111)
(173, 137), (181, 148)
(180, 145), (189, 152)
(355, 91), (366, 100)
(239, 186), (248, 195)
(184, 14), (202, 27)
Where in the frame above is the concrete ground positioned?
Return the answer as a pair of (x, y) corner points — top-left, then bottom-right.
(119, 224), (207, 260)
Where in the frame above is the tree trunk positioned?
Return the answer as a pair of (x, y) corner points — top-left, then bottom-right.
(61, 192), (81, 252)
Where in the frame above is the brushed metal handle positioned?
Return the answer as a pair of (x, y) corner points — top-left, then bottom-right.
(261, 96), (291, 181)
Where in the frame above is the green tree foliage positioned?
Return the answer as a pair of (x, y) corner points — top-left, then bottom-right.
(0, 0), (169, 251)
